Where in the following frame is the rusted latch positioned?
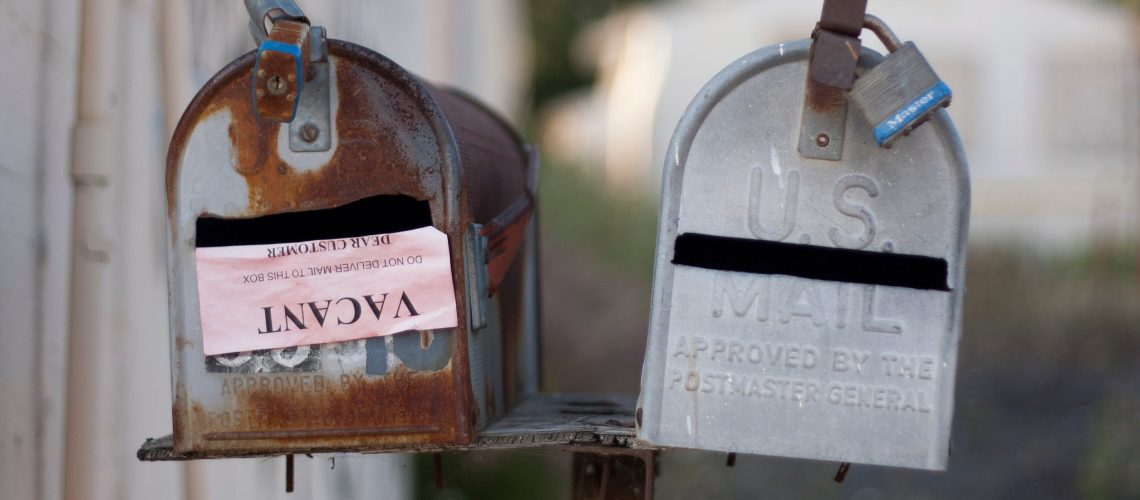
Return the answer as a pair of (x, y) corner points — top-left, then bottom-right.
(252, 19), (309, 122)
(244, 0), (331, 152)
(808, 0), (868, 90)
(798, 0), (868, 161)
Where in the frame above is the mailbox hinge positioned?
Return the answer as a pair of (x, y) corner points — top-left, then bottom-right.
(465, 224), (490, 331)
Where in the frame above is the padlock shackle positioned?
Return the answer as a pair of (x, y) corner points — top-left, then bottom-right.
(864, 14), (902, 53)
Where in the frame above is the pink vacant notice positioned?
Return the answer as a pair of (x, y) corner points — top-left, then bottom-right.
(195, 226), (459, 355)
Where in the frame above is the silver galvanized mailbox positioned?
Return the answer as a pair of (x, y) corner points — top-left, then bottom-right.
(166, 23), (539, 455)
(637, 39), (968, 470)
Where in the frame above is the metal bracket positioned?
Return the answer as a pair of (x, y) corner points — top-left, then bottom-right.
(464, 224), (490, 331)
(288, 53), (331, 152)
(798, 78), (848, 161)
(798, 0), (867, 161)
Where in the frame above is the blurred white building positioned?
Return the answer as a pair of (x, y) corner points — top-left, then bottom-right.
(0, 1), (528, 500)
(542, 0), (1140, 248)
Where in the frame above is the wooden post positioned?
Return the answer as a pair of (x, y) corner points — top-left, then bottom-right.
(567, 445), (656, 500)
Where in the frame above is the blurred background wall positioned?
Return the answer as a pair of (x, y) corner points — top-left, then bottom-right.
(541, 0), (1140, 248)
(0, 1), (528, 499)
(2, 0), (1138, 499)
(533, 1), (1140, 498)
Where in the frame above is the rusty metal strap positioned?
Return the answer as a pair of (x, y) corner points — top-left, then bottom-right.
(245, 0), (309, 44)
(808, 0), (868, 90)
(478, 147), (538, 295)
(819, 0), (867, 36)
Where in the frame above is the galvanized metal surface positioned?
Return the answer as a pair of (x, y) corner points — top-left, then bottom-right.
(287, 59), (331, 152)
(167, 39), (536, 456)
(138, 394), (642, 460)
(638, 39), (969, 470)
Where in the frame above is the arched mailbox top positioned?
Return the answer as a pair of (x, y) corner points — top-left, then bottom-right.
(167, 39), (531, 236)
(658, 40), (969, 265)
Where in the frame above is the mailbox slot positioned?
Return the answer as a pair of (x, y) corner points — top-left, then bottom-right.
(196, 194), (433, 247)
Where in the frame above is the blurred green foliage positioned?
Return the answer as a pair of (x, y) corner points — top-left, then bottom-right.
(1080, 392), (1140, 499)
(525, 0), (660, 108)
(413, 450), (569, 500)
(538, 162), (659, 283)
(964, 244), (1140, 373)
(1104, 0), (1140, 9)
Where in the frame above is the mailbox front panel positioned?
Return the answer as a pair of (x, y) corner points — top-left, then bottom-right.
(167, 42), (486, 454)
(638, 41), (968, 470)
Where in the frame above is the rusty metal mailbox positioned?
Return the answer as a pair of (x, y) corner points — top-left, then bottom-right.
(166, 21), (538, 454)
(636, 33), (969, 469)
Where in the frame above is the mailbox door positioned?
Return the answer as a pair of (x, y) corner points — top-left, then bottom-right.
(637, 40), (968, 470)
(167, 41), (478, 454)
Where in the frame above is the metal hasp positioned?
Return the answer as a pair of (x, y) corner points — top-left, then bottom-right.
(165, 39), (540, 455)
(637, 38), (970, 470)
(798, 0), (867, 160)
(245, 0), (334, 152)
(288, 26), (332, 153)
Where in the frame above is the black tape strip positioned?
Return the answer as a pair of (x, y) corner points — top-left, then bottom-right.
(672, 233), (950, 292)
(196, 195), (432, 247)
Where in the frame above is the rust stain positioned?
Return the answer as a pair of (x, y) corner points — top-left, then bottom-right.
(200, 61), (411, 215)
(170, 399), (207, 454)
(191, 402), (206, 430)
(196, 366), (465, 450)
(171, 396), (183, 445)
(174, 335), (194, 351)
(171, 383), (190, 453)
(227, 120), (271, 176)
(167, 42), (438, 219)
(804, 78), (847, 114)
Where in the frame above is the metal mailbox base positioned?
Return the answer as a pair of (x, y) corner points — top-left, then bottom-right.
(138, 393), (648, 461)
(141, 394), (659, 498)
